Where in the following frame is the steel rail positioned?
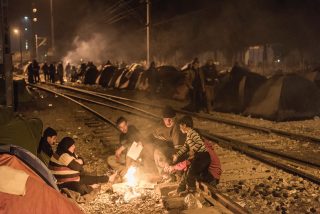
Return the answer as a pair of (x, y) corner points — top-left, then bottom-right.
(28, 84), (117, 128)
(61, 92), (158, 120)
(43, 83), (160, 119)
(38, 83), (320, 180)
(202, 131), (320, 168)
(45, 82), (162, 107)
(30, 83), (249, 214)
(201, 132), (320, 185)
(48, 83), (320, 144)
(39, 83), (320, 181)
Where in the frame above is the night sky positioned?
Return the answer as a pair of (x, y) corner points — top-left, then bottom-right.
(8, 0), (320, 63)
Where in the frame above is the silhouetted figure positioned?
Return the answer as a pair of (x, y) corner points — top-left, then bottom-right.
(145, 61), (159, 97)
(32, 60), (40, 83)
(42, 62), (49, 82)
(70, 65), (77, 82)
(49, 63), (56, 83)
(27, 62), (35, 84)
(57, 62), (64, 84)
(183, 58), (206, 112)
(65, 63), (71, 82)
(202, 59), (218, 112)
(84, 62), (98, 85)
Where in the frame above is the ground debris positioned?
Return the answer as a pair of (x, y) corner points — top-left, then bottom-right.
(79, 188), (164, 214)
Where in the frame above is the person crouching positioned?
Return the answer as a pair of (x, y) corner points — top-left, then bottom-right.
(49, 137), (116, 195)
(172, 115), (211, 196)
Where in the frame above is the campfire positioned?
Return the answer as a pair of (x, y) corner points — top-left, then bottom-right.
(112, 166), (155, 203)
(123, 166), (141, 202)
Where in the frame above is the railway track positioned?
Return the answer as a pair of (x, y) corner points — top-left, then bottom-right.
(28, 82), (320, 213)
(35, 83), (320, 183)
(45, 82), (320, 144)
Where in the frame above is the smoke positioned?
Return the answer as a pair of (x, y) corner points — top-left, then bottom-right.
(57, 0), (320, 67)
(62, 33), (109, 65)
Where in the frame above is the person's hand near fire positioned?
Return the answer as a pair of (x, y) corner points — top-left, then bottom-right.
(115, 145), (126, 161)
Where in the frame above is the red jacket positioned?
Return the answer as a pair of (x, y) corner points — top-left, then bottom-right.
(204, 139), (222, 180)
(172, 139), (222, 180)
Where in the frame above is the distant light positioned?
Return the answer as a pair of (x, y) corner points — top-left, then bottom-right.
(277, 59), (280, 63)
(24, 28), (28, 31)
(24, 16), (29, 20)
(33, 17), (37, 22)
(13, 28), (19, 34)
(32, 8), (37, 13)
(25, 40), (29, 50)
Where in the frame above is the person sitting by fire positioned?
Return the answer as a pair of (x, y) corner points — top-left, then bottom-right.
(170, 115), (214, 196)
(164, 134), (222, 189)
(107, 116), (142, 176)
(150, 106), (186, 182)
(49, 137), (117, 195)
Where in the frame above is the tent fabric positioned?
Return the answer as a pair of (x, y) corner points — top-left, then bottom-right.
(157, 65), (184, 98)
(0, 166), (29, 196)
(98, 65), (117, 88)
(0, 111), (43, 155)
(0, 148), (83, 214)
(213, 66), (266, 113)
(303, 71), (320, 88)
(244, 74), (320, 121)
(0, 145), (58, 190)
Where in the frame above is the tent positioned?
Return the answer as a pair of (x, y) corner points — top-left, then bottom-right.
(116, 63), (144, 90)
(0, 144), (83, 213)
(244, 74), (320, 121)
(213, 66), (266, 113)
(83, 64), (99, 85)
(157, 65), (184, 98)
(97, 65), (117, 88)
(109, 67), (128, 88)
(303, 70), (320, 88)
(0, 107), (42, 155)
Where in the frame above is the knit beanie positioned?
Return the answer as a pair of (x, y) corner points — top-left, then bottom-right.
(162, 106), (176, 118)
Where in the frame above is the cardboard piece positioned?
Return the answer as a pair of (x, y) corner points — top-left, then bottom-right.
(127, 141), (143, 160)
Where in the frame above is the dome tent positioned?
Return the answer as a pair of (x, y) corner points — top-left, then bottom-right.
(244, 74), (320, 121)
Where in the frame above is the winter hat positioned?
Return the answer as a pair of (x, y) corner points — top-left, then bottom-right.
(162, 106), (176, 118)
(43, 127), (57, 138)
(56, 137), (75, 156)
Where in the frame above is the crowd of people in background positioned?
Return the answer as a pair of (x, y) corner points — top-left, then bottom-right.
(25, 57), (219, 113)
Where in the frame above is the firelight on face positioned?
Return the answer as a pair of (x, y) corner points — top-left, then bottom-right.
(163, 118), (174, 128)
(118, 121), (128, 133)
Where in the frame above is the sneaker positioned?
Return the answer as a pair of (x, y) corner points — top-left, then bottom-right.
(168, 190), (179, 197)
(178, 188), (196, 197)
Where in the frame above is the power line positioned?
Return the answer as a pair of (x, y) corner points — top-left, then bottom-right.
(104, 0), (134, 23)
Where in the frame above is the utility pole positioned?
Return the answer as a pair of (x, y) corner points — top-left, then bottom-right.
(0, 0), (13, 109)
(146, 0), (150, 66)
(50, 0), (55, 58)
(19, 31), (22, 68)
(35, 34), (38, 61)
